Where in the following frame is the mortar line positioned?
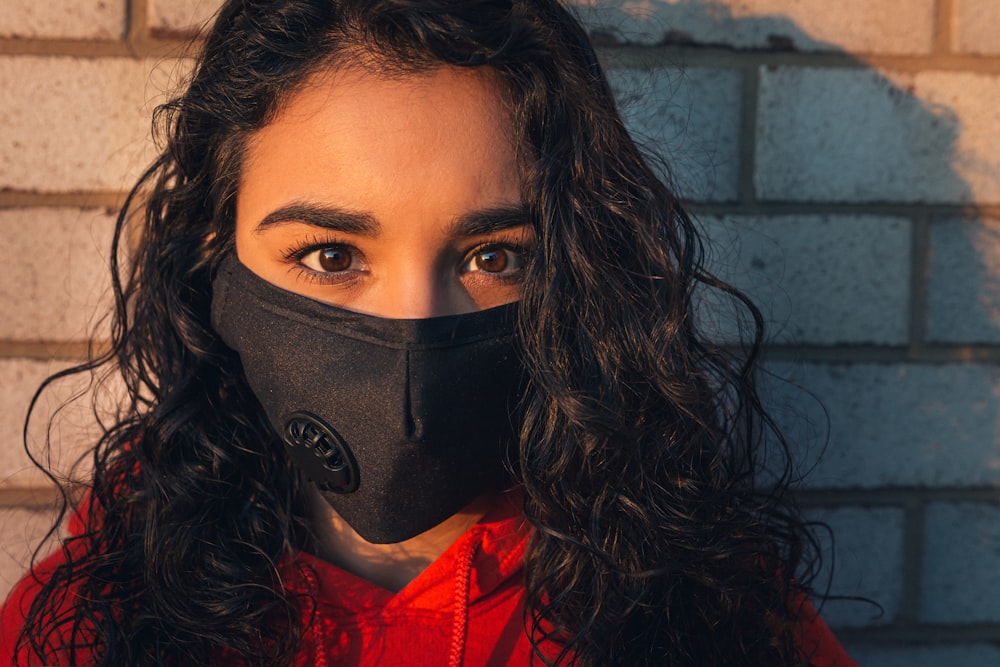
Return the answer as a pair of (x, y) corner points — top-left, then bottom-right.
(907, 213), (932, 358)
(598, 45), (1000, 74)
(896, 500), (926, 626)
(832, 622), (1000, 643)
(933, 0), (955, 56)
(0, 487), (62, 510)
(0, 340), (104, 361)
(737, 63), (759, 206)
(0, 40), (132, 57)
(126, 0), (150, 56)
(689, 202), (1000, 218)
(759, 344), (1000, 363)
(0, 192), (127, 209)
(797, 487), (1000, 506)
(3, 37), (998, 69)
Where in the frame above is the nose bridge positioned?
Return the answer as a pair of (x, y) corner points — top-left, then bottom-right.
(372, 251), (470, 319)
(385, 266), (444, 319)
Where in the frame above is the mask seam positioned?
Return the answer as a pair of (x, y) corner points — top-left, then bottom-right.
(243, 298), (518, 349)
(216, 255), (518, 348)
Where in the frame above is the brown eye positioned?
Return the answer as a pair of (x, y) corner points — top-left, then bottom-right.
(318, 246), (352, 272)
(474, 248), (509, 273)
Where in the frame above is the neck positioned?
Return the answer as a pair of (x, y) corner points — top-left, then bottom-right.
(307, 488), (500, 592)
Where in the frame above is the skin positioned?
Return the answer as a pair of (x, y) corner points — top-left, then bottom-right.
(235, 65), (532, 592)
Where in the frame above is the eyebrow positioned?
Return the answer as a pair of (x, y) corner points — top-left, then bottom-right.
(453, 204), (530, 236)
(254, 201), (530, 237)
(256, 203), (380, 235)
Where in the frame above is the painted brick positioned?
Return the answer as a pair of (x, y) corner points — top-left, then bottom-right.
(0, 208), (116, 341)
(154, 1), (938, 55)
(756, 67), (1000, 204)
(804, 506), (903, 627)
(923, 502), (1000, 623)
(0, 56), (191, 192)
(148, 0), (223, 37)
(0, 0), (125, 40)
(608, 67), (741, 202)
(765, 363), (1000, 488)
(0, 359), (103, 489)
(0, 508), (58, 602)
(699, 215), (911, 345)
(576, 0), (934, 54)
(846, 644), (1000, 667)
(954, 0), (1000, 56)
(927, 218), (1000, 344)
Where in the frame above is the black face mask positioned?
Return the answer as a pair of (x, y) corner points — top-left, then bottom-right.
(210, 255), (524, 543)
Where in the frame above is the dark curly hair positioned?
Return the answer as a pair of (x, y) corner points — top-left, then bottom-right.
(18, 0), (823, 665)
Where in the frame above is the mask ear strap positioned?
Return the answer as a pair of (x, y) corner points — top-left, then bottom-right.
(282, 411), (359, 493)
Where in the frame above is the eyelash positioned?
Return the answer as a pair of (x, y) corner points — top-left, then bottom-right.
(462, 236), (532, 279)
(280, 234), (359, 286)
(278, 232), (534, 286)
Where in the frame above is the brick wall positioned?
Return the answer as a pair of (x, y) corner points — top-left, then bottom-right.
(2, 1), (998, 663)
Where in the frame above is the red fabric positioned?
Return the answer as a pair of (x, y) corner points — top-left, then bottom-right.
(281, 495), (544, 667)
(1, 497), (858, 667)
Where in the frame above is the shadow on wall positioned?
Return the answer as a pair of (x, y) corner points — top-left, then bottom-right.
(573, 1), (1000, 342)
(572, 0), (1000, 646)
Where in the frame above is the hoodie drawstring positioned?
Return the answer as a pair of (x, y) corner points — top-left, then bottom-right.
(299, 565), (328, 667)
(449, 526), (484, 667)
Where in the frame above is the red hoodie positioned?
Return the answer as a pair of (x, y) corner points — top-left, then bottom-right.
(1, 497), (857, 666)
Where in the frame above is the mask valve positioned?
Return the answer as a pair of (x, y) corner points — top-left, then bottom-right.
(283, 411), (359, 493)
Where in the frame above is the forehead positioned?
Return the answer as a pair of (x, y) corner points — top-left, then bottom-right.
(237, 65), (521, 212)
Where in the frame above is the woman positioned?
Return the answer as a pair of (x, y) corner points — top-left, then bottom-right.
(2, 0), (856, 665)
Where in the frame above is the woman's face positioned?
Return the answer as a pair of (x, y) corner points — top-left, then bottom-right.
(235, 65), (532, 318)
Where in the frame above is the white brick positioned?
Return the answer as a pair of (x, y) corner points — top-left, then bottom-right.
(927, 218), (1000, 344)
(804, 506), (904, 627)
(0, 56), (192, 192)
(923, 503), (1000, 623)
(954, 0), (1000, 55)
(0, 208), (116, 341)
(700, 215), (911, 345)
(0, 508), (58, 602)
(0, 359), (105, 489)
(766, 363), (1000, 488)
(756, 67), (1000, 204)
(571, 0), (935, 55)
(609, 67), (742, 202)
(0, 0), (125, 40)
(847, 644), (1000, 667)
(148, 0), (223, 36)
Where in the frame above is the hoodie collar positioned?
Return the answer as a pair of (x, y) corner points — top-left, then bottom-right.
(289, 488), (529, 614)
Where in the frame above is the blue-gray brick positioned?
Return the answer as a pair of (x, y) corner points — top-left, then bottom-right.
(846, 644), (1000, 667)
(608, 67), (742, 202)
(756, 67), (1000, 204)
(766, 363), (1000, 488)
(805, 506), (904, 627)
(927, 218), (1000, 344)
(700, 215), (911, 345)
(923, 502), (1000, 624)
(571, 0), (934, 55)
